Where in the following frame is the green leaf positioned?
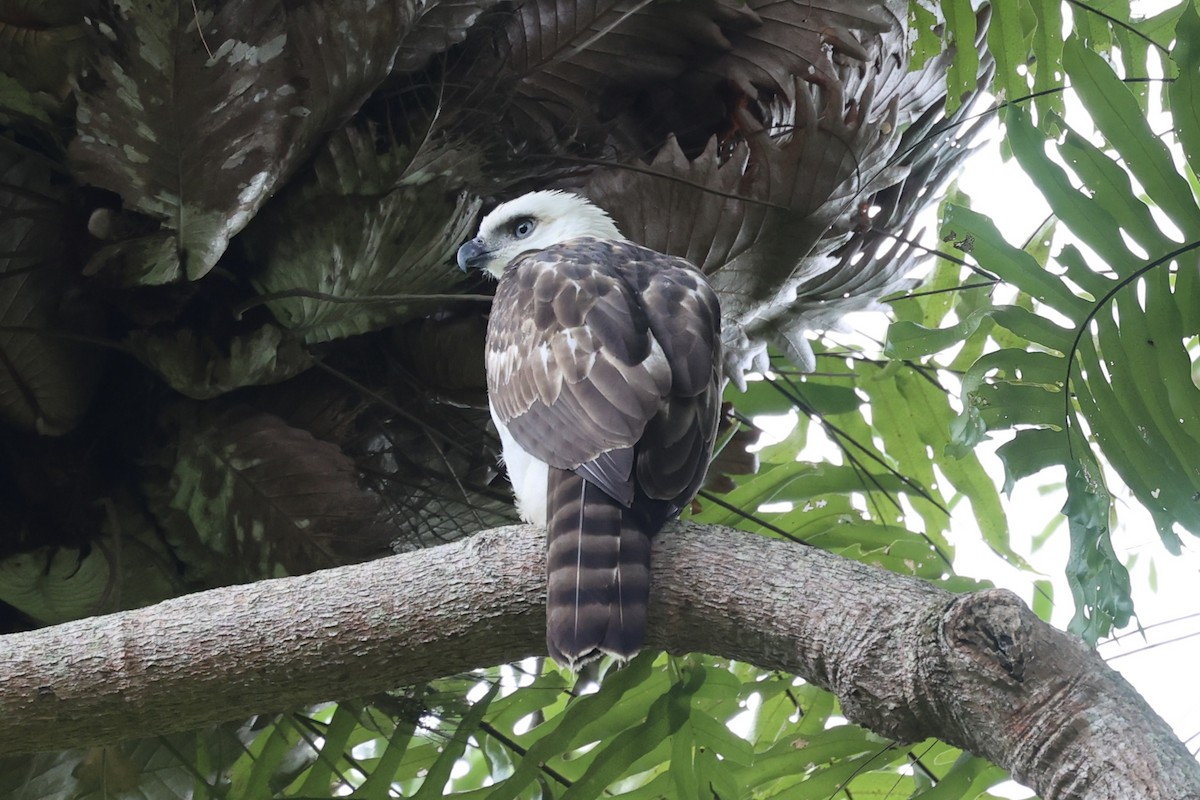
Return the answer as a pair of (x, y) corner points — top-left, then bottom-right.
(1069, 0), (1116, 51)
(907, 3), (940, 72)
(1030, 0), (1066, 124)
(235, 717), (302, 799)
(413, 682), (498, 799)
(1031, 579), (1055, 621)
(356, 721), (417, 800)
(987, 1), (1030, 107)
(1064, 37), (1200, 238)
(561, 666), (704, 799)
(912, 751), (1010, 798)
(885, 308), (991, 359)
(996, 428), (1070, 493)
(695, 744), (741, 799)
(791, 381), (864, 416)
(688, 705), (754, 766)
(486, 653), (656, 800)
(670, 720), (700, 799)
(942, 203), (1090, 317)
(941, 0), (980, 114)
(486, 668), (569, 734)
(857, 364), (952, 546)
(731, 376), (798, 417)
(731, 726), (887, 789)
(1062, 455), (1132, 643)
(1006, 107), (1136, 268)
(295, 703), (361, 795)
(1169, 1), (1200, 182)
(1055, 126), (1176, 256)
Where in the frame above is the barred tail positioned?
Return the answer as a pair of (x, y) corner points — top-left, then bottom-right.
(545, 468), (651, 670)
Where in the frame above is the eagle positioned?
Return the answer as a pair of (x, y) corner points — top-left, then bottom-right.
(457, 190), (723, 669)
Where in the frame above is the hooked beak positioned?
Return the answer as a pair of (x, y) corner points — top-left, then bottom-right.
(456, 237), (488, 272)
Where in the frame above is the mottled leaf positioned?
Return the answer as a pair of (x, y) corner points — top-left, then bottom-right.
(69, 0), (418, 284)
(127, 323), (313, 399)
(393, 0), (499, 74)
(143, 406), (386, 586)
(388, 315), (488, 405)
(0, 73), (57, 130)
(0, 546), (109, 624)
(245, 123), (482, 343)
(0, 717), (259, 799)
(0, 506), (179, 624)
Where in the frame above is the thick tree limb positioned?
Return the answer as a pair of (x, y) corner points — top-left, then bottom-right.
(1, 523), (1196, 799)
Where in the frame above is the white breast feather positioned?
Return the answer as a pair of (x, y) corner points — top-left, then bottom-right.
(491, 401), (549, 527)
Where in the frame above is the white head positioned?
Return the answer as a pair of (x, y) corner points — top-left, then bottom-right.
(456, 190), (625, 278)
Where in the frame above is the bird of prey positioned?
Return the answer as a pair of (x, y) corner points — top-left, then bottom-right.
(457, 191), (723, 669)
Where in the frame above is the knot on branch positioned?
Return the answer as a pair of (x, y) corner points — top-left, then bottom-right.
(942, 588), (1031, 684)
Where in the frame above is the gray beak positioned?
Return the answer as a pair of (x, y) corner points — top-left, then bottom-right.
(456, 237), (488, 272)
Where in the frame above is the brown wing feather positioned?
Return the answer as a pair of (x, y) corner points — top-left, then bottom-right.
(487, 236), (721, 668)
(487, 237), (720, 506)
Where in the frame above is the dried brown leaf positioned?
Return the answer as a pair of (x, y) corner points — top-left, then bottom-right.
(579, 1), (989, 377)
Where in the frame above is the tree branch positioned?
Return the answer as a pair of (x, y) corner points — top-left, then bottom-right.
(1, 522), (1196, 799)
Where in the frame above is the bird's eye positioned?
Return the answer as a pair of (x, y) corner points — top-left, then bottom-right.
(513, 218), (535, 239)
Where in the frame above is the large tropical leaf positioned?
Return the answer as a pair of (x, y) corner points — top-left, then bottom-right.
(0, 0), (86, 98)
(140, 405), (388, 586)
(127, 323), (313, 399)
(69, 0), (417, 284)
(244, 123), (482, 343)
(886, 32), (1200, 640)
(0, 142), (104, 433)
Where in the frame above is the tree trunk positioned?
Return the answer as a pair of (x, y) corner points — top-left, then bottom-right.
(0, 522), (1196, 799)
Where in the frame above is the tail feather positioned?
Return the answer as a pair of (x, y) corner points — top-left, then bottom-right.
(545, 468), (652, 669)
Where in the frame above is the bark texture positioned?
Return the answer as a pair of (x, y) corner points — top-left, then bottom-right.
(0, 522), (1196, 799)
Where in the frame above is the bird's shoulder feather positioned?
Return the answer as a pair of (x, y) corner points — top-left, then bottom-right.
(486, 237), (720, 507)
